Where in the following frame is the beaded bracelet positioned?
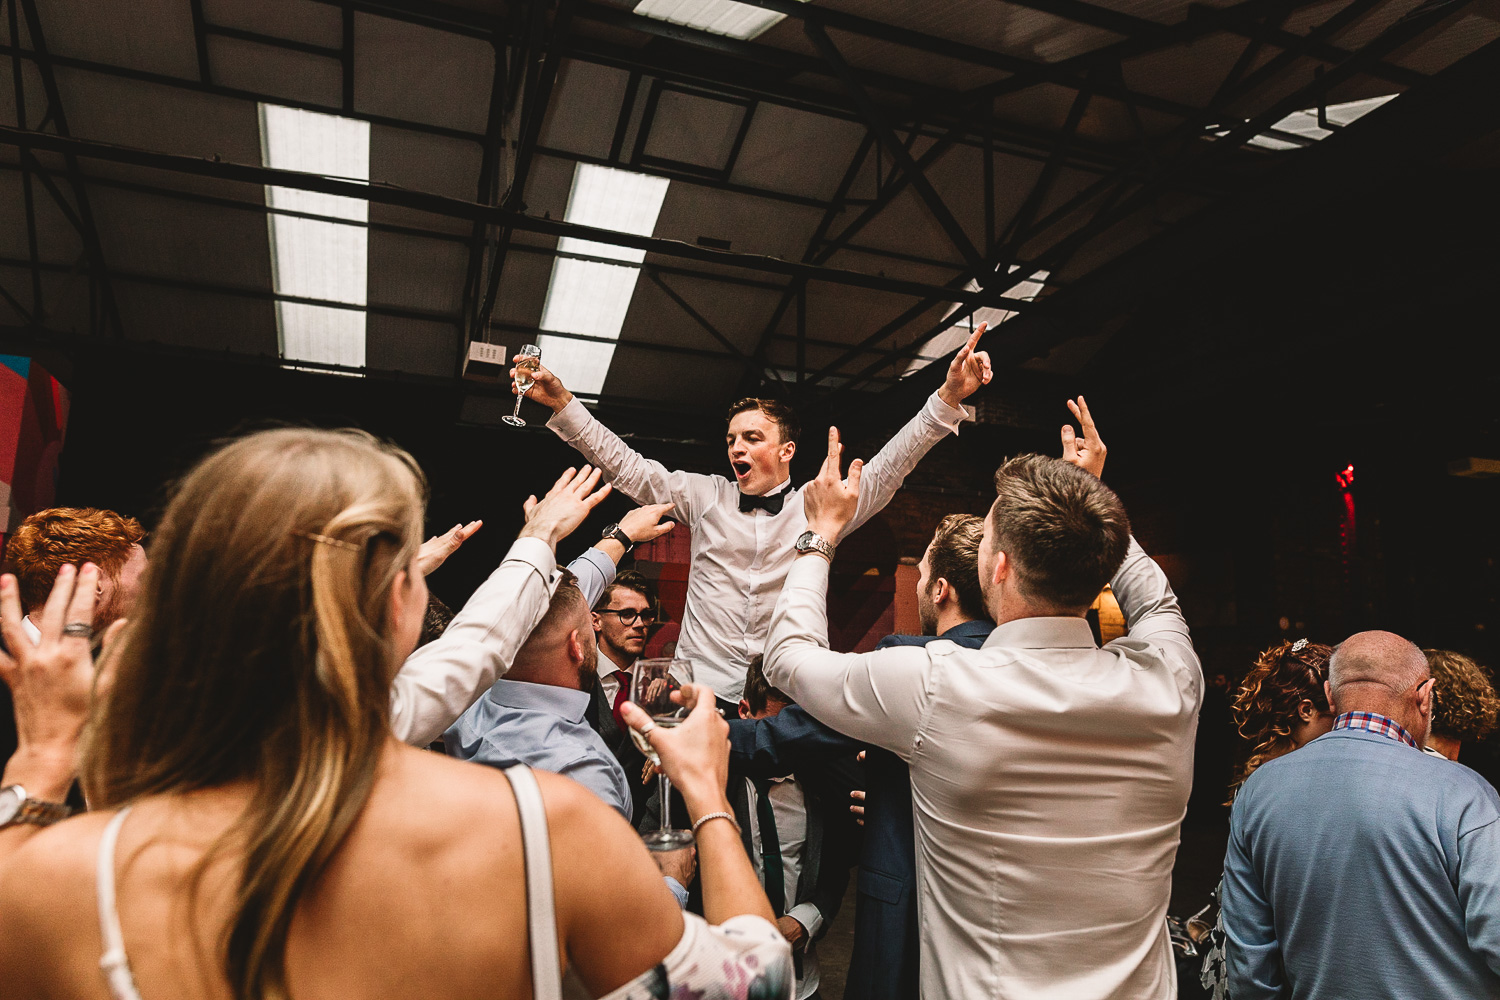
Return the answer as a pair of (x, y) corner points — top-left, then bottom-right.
(691, 811), (740, 835)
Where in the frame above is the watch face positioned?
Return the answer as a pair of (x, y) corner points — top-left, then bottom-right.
(0, 786), (23, 826)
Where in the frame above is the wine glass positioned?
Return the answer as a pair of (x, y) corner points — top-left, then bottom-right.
(502, 344), (543, 428)
(630, 657), (696, 852)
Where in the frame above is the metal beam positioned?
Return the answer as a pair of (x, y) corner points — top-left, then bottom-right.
(804, 21), (984, 273)
(16, 0), (123, 338)
(0, 124), (1038, 312)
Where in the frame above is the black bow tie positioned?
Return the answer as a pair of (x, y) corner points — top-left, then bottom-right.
(739, 489), (788, 516)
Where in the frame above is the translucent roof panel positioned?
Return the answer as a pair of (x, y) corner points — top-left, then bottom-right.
(634, 0), (809, 41)
(904, 267), (1050, 376)
(536, 164), (671, 397)
(259, 103), (371, 370)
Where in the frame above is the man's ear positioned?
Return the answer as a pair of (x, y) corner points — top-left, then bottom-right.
(1417, 676), (1435, 720)
(1324, 679), (1337, 716)
(567, 628), (586, 666)
(780, 439), (796, 464)
(591, 611), (603, 635)
(738, 698), (752, 719)
(992, 550), (1010, 587)
(932, 578), (951, 607)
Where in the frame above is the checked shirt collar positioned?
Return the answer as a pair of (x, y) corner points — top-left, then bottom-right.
(1333, 711), (1420, 749)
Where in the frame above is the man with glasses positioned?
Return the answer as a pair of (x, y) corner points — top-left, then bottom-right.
(587, 571), (658, 824)
(1223, 630), (1500, 999)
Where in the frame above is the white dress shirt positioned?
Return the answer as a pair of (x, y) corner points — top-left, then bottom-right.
(764, 538), (1202, 1000)
(744, 774), (822, 1000)
(549, 392), (968, 700)
(597, 656), (632, 706)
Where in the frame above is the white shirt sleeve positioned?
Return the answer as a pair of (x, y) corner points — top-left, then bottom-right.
(844, 391), (968, 538)
(1105, 536), (1202, 700)
(786, 901), (824, 939)
(389, 537), (561, 746)
(762, 554), (931, 758)
(547, 398), (718, 524)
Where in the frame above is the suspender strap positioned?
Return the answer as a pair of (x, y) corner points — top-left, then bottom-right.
(503, 765), (564, 1000)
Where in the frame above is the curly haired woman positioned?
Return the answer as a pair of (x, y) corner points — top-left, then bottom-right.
(1200, 638), (1334, 999)
(1423, 649), (1500, 761)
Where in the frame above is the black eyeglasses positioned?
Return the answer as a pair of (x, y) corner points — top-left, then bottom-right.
(597, 608), (657, 626)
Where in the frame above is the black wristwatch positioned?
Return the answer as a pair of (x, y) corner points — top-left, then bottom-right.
(601, 522), (634, 554)
(0, 784), (74, 830)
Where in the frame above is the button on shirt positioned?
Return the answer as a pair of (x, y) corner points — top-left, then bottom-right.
(764, 537), (1202, 1000)
(443, 679), (632, 821)
(548, 392), (969, 701)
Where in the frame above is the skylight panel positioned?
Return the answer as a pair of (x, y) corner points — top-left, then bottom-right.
(1214, 94), (1398, 151)
(634, 0), (809, 41)
(536, 165), (671, 397)
(903, 267), (1049, 377)
(259, 103), (371, 370)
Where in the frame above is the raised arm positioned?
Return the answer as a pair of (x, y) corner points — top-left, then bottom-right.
(520, 357), (715, 521)
(845, 323), (990, 536)
(389, 467), (611, 746)
(568, 502), (676, 608)
(762, 429), (931, 755)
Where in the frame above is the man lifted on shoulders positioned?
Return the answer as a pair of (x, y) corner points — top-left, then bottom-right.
(513, 326), (992, 704)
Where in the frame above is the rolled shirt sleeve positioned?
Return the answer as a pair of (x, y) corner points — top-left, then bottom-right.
(567, 546), (619, 610)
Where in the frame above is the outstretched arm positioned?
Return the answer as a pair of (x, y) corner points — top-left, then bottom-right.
(726, 704), (865, 779)
(522, 357), (713, 522)
(390, 467), (612, 746)
(845, 324), (991, 536)
(763, 429), (931, 755)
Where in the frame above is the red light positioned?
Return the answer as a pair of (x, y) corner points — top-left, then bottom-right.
(1335, 464), (1355, 489)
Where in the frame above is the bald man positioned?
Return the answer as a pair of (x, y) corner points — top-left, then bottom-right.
(1223, 630), (1500, 999)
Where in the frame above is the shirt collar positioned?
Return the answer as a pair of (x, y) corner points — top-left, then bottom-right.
(596, 655), (633, 679)
(488, 679), (591, 723)
(764, 478), (792, 497)
(1333, 711), (1420, 749)
(982, 616), (1096, 650)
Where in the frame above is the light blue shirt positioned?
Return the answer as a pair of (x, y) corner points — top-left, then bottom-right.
(1223, 727), (1500, 999)
(443, 678), (632, 820)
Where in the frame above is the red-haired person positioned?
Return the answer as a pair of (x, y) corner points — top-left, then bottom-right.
(4, 507), (147, 642)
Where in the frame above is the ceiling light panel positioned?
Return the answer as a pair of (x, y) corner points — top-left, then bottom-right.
(634, 0), (807, 41)
(904, 268), (1049, 376)
(259, 103), (371, 370)
(536, 164), (670, 397)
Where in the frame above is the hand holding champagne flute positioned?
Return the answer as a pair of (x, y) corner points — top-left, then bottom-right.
(621, 669), (731, 853)
(503, 344), (543, 427)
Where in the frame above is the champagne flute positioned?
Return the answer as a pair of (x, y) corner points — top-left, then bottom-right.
(502, 344), (543, 428)
(630, 657), (696, 852)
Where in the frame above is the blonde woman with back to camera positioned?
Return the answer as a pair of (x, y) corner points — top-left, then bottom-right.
(0, 428), (791, 1000)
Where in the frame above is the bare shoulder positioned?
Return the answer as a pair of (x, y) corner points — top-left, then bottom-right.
(0, 812), (119, 983)
(0, 810), (117, 894)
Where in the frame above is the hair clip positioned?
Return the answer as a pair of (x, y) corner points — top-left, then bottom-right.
(292, 529), (360, 552)
(1291, 638), (1309, 654)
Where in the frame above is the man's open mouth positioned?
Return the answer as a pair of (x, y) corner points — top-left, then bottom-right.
(732, 461), (751, 478)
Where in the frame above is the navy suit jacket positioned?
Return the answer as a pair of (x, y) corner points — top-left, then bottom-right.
(727, 619), (994, 1000)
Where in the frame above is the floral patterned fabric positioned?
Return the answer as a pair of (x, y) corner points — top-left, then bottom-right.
(599, 913), (794, 1000)
(1199, 880), (1230, 1000)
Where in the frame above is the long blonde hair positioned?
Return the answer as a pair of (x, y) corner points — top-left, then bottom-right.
(81, 428), (425, 1000)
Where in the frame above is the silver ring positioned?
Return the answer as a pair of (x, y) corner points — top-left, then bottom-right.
(62, 622), (92, 639)
(637, 721), (657, 736)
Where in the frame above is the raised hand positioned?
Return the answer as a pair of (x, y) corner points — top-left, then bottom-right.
(937, 322), (993, 408)
(618, 502), (677, 546)
(0, 564), (104, 801)
(416, 520), (483, 577)
(1060, 396), (1106, 479)
(802, 426), (863, 544)
(520, 466), (613, 547)
(511, 356), (574, 413)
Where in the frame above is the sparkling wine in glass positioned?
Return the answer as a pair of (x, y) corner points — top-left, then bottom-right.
(630, 657), (695, 852)
(502, 344), (543, 428)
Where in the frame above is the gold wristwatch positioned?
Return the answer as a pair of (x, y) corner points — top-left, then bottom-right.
(0, 784), (74, 829)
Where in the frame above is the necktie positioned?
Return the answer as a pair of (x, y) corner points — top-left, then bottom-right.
(739, 490), (787, 515)
(751, 777), (785, 915)
(611, 672), (631, 729)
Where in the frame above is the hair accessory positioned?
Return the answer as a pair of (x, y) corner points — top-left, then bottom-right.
(292, 529), (360, 552)
(692, 811), (740, 835)
(1291, 638), (1309, 654)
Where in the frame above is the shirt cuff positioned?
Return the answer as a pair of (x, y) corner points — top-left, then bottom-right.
(665, 876), (690, 910)
(924, 390), (971, 433)
(547, 397), (592, 439)
(786, 901), (823, 939)
(501, 536), (561, 587)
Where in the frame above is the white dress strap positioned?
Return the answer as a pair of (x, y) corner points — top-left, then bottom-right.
(502, 765), (564, 1000)
(96, 806), (144, 1000)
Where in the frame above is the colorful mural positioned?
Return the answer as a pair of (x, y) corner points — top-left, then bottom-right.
(0, 355), (70, 548)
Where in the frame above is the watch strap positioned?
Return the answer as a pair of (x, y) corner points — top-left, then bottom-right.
(607, 526), (634, 554)
(796, 530), (836, 561)
(2, 794), (73, 829)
